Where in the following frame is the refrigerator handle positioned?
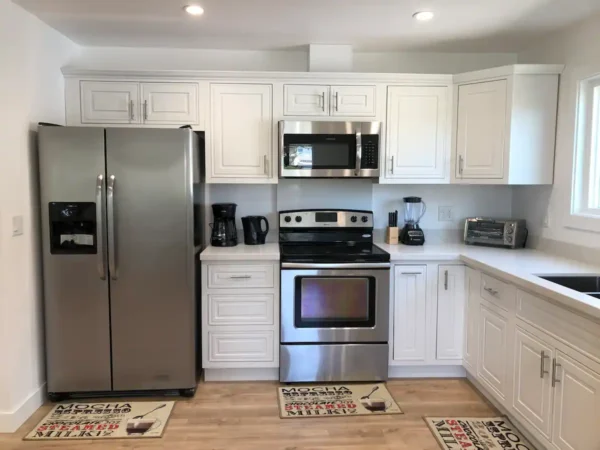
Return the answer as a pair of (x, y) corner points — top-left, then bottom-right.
(107, 175), (117, 280)
(96, 174), (106, 280)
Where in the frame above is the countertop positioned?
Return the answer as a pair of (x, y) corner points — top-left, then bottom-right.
(199, 243), (280, 261)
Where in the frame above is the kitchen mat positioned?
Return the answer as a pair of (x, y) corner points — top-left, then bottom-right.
(24, 401), (174, 440)
(424, 417), (536, 449)
(277, 382), (403, 418)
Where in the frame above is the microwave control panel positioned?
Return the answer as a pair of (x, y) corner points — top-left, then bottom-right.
(361, 135), (379, 169)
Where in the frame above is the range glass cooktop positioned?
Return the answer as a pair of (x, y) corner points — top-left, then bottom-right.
(280, 243), (390, 263)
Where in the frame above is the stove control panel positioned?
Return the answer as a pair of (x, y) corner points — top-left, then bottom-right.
(280, 210), (373, 228)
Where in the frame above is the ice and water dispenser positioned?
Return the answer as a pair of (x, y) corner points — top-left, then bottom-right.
(48, 202), (97, 254)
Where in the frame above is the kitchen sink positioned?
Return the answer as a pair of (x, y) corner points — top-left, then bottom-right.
(538, 275), (600, 297)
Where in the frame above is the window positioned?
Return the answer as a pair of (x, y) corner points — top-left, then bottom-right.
(571, 75), (600, 229)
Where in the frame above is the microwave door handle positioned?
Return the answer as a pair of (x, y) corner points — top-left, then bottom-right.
(355, 130), (362, 176)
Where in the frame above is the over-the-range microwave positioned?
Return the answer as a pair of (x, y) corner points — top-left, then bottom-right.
(279, 120), (381, 178)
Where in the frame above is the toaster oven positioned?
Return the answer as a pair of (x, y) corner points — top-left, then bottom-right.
(464, 218), (527, 249)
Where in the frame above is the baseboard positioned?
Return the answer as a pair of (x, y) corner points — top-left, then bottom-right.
(204, 368), (279, 382)
(466, 374), (547, 450)
(388, 365), (466, 378)
(0, 383), (46, 433)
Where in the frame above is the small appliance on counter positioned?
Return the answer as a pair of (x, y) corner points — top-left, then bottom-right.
(242, 216), (270, 245)
(385, 210), (399, 244)
(210, 203), (238, 247)
(464, 218), (527, 248)
(399, 197), (426, 246)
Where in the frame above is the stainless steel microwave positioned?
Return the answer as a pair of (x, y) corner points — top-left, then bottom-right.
(279, 120), (381, 178)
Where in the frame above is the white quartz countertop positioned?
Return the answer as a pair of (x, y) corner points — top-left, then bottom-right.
(200, 243), (280, 261)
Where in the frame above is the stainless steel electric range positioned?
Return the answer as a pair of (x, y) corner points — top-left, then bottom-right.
(279, 209), (390, 383)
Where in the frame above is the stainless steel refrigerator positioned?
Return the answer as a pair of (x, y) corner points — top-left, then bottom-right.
(38, 126), (199, 400)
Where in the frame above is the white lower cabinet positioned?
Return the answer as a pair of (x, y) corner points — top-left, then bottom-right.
(463, 267), (480, 373)
(436, 265), (465, 360)
(478, 301), (510, 403)
(208, 331), (275, 362)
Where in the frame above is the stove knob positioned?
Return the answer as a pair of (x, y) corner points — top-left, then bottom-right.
(351, 216), (358, 223)
(284, 216), (292, 223)
(361, 216), (369, 223)
(295, 216), (302, 223)
(507, 228), (514, 234)
(507, 236), (513, 243)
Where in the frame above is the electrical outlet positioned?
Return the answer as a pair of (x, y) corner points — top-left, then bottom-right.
(12, 215), (24, 236)
(542, 213), (550, 228)
(438, 206), (453, 222)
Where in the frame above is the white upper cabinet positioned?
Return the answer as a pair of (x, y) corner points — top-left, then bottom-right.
(392, 266), (427, 362)
(436, 265), (465, 360)
(384, 86), (450, 182)
(453, 65), (560, 185)
(456, 80), (507, 180)
(283, 84), (375, 117)
(208, 83), (274, 182)
(80, 81), (140, 124)
(140, 83), (199, 125)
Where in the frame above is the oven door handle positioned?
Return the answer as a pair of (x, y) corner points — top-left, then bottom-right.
(281, 262), (390, 269)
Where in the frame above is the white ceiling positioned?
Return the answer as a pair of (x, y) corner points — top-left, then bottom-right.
(14, 0), (600, 52)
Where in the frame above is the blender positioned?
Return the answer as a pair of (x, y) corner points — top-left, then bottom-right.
(399, 197), (426, 245)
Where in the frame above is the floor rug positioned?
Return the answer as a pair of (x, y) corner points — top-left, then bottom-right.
(24, 401), (174, 440)
(277, 383), (403, 418)
(424, 417), (536, 449)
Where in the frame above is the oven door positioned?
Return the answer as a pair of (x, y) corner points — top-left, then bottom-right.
(281, 263), (390, 343)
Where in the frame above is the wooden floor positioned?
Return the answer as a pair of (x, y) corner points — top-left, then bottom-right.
(0, 379), (497, 450)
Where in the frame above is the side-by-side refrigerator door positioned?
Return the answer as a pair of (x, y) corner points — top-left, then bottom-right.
(38, 126), (112, 393)
(106, 128), (196, 391)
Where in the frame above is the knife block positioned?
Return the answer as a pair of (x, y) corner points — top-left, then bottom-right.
(385, 227), (399, 245)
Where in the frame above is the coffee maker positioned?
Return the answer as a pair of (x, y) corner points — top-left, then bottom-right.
(399, 197), (426, 246)
(210, 203), (238, 247)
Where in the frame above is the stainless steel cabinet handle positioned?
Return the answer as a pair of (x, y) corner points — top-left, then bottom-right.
(143, 100), (148, 121)
(229, 275), (251, 279)
(107, 175), (117, 280)
(401, 272), (422, 275)
(484, 286), (498, 296)
(129, 100), (134, 120)
(540, 351), (550, 378)
(390, 155), (395, 174)
(334, 92), (339, 111)
(444, 270), (449, 290)
(321, 92), (326, 112)
(96, 175), (106, 280)
(458, 155), (464, 176)
(552, 358), (561, 387)
(264, 155), (269, 176)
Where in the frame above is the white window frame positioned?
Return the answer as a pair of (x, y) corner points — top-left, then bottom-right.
(570, 74), (600, 232)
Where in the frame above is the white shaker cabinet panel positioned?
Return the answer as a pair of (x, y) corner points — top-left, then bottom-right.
(436, 265), (465, 360)
(478, 302), (509, 402)
(456, 80), (507, 180)
(140, 83), (198, 125)
(209, 84), (273, 179)
(463, 267), (480, 373)
(385, 86), (449, 180)
(208, 331), (275, 362)
(330, 85), (376, 117)
(80, 81), (140, 124)
(284, 85), (329, 116)
(393, 266), (427, 362)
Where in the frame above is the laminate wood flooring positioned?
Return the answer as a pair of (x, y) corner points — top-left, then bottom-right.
(0, 379), (497, 450)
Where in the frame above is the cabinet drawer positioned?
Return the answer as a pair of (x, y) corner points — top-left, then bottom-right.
(208, 293), (274, 326)
(207, 264), (275, 289)
(481, 273), (516, 311)
(208, 331), (275, 362)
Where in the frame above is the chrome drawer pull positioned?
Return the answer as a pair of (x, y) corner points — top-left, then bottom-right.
(229, 275), (252, 279)
(484, 286), (499, 296)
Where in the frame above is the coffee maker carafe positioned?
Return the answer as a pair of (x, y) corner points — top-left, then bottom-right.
(211, 203), (238, 247)
(399, 197), (426, 246)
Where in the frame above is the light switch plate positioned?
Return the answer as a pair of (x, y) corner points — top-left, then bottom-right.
(438, 206), (453, 222)
(12, 215), (24, 236)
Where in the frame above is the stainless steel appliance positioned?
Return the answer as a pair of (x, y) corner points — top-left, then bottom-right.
(399, 196), (426, 246)
(210, 203), (237, 247)
(279, 209), (390, 383)
(38, 125), (199, 400)
(464, 217), (528, 248)
(279, 121), (381, 178)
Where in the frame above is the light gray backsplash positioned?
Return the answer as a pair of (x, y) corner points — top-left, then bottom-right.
(276, 179), (374, 211)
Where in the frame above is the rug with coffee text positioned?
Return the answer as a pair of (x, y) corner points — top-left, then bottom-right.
(277, 383), (403, 418)
(425, 417), (536, 449)
(24, 401), (174, 440)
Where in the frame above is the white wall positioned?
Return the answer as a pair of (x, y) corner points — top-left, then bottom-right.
(0, 0), (79, 432)
(71, 46), (516, 73)
(517, 13), (600, 249)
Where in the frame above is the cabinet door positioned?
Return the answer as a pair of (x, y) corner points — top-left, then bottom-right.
(456, 80), (507, 180)
(331, 85), (376, 117)
(552, 351), (600, 450)
(393, 266), (427, 362)
(208, 331), (275, 362)
(284, 85), (329, 116)
(140, 83), (198, 125)
(478, 302), (509, 401)
(386, 86), (448, 179)
(80, 81), (140, 124)
(513, 327), (554, 439)
(436, 265), (465, 360)
(210, 84), (272, 178)
(464, 268), (480, 372)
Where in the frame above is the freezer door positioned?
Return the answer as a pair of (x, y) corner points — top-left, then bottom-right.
(38, 126), (112, 393)
(106, 128), (197, 391)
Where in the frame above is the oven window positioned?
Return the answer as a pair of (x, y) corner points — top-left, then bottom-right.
(284, 135), (356, 170)
(294, 276), (376, 328)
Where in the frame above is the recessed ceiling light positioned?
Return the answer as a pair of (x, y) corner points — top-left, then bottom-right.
(413, 11), (434, 21)
(184, 4), (204, 16)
